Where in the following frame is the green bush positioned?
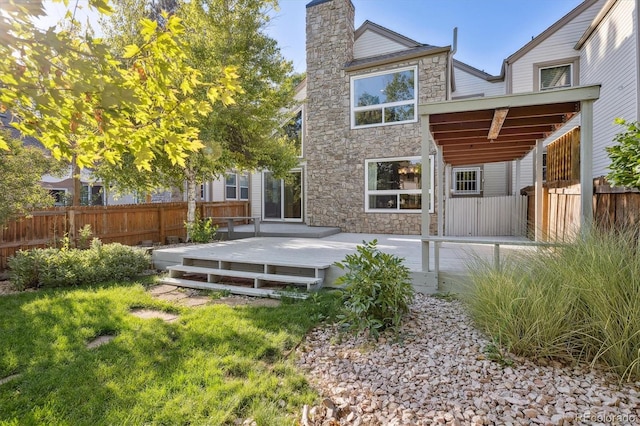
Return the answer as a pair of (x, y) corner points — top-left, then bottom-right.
(466, 228), (640, 381)
(334, 240), (414, 339)
(185, 215), (218, 243)
(8, 240), (150, 290)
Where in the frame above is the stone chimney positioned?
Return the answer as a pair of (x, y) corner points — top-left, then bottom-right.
(305, 0), (355, 228)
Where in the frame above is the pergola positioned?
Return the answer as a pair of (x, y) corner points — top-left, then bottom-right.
(418, 85), (601, 271)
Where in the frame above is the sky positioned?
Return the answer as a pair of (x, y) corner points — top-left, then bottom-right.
(268, 0), (585, 75)
(40, 0), (586, 76)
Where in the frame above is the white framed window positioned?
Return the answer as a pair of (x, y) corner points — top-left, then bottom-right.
(351, 66), (417, 129)
(451, 167), (481, 195)
(284, 108), (303, 157)
(365, 155), (434, 213)
(225, 174), (237, 199)
(239, 174), (249, 200)
(225, 173), (249, 200)
(539, 64), (572, 90)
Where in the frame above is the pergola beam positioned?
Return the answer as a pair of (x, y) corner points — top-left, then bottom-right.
(488, 107), (509, 140)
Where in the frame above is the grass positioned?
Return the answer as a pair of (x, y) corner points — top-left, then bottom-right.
(465, 228), (640, 381)
(0, 277), (341, 425)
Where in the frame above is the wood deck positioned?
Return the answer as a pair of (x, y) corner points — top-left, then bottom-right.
(153, 233), (537, 294)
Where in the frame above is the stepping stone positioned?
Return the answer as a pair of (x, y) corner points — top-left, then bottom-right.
(148, 284), (179, 296)
(130, 308), (178, 322)
(177, 296), (211, 307)
(87, 335), (115, 349)
(155, 291), (190, 302)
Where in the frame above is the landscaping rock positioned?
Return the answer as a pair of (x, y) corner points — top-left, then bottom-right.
(296, 294), (640, 425)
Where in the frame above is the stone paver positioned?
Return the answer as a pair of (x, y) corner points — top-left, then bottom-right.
(86, 335), (115, 349)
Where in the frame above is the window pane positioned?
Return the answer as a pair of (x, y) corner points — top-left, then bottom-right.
(369, 194), (398, 209)
(354, 70), (415, 105)
(225, 175), (236, 185)
(355, 109), (383, 126)
(369, 160), (421, 191)
(541, 65), (571, 90)
(240, 187), (249, 200)
(239, 174), (249, 187)
(226, 186), (237, 199)
(400, 194), (421, 210)
(385, 105), (414, 123)
(284, 110), (302, 156)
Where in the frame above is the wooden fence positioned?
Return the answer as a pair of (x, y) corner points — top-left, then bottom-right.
(523, 177), (640, 241)
(0, 201), (249, 271)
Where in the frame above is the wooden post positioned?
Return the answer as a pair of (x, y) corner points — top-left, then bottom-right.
(421, 114), (432, 272)
(159, 206), (166, 245)
(580, 100), (594, 234)
(535, 140), (544, 242)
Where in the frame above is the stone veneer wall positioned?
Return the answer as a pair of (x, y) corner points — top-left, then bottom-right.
(305, 0), (447, 235)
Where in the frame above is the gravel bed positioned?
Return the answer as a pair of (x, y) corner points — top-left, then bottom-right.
(296, 294), (640, 425)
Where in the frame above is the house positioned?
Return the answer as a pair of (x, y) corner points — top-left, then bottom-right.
(238, 0), (513, 235)
(237, 0), (636, 239)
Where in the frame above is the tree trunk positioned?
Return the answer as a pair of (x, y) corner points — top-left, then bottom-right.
(185, 167), (197, 242)
(72, 155), (81, 207)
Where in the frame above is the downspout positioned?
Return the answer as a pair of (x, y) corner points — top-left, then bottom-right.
(448, 27), (458, 99)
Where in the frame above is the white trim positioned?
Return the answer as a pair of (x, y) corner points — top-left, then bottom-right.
(351, 66), (418, 129)
(364, 155), (434, 214)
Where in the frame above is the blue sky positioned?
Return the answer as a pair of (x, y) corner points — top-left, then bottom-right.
(268, 0), (584, 75)
(40, 0), (586, 76)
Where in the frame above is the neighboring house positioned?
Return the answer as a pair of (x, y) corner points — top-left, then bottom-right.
(1, 111), (180, 206)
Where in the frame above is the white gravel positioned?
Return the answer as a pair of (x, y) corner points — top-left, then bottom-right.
(296, 294), (640, 425)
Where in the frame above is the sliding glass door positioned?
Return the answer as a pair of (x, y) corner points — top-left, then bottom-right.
(263, 170), (303, 221)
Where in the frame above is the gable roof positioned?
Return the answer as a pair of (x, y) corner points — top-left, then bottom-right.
(453, 59), (502, 82)
(348, 20), (447, 71)
(354, 20), (423, 49)
(574, 0), (618, 49)
(505, 0), (601, 65)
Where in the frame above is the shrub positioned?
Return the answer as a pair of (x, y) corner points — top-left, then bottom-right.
(466, 228), (640, 381)
(185, 215), (218, 243)
(8, 240), (150, 290)
(334, 240), (414, 339)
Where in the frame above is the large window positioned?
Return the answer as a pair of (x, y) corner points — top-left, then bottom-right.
(451, 167), (481, 195)
(351, 67), (417, 128)
(365, 156), (434, 213)
(283, 109), (303, 157)
(225, 173), (249, 200)
(539, 64), (572, 91)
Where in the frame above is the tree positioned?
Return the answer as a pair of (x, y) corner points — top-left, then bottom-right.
(606, 118), (640, 189)
(0, 0), (239, 172)
(99, 0), (300, 229)
(0, 131), (65, 225)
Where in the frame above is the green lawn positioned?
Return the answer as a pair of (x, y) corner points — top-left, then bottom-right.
(0, 279), (339, 425)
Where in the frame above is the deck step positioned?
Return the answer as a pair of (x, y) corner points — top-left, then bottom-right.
(167, 265), (323, 291)
(159, 277), (308, 299)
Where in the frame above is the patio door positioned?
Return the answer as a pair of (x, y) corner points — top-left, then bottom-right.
(263, 170), (303, 221)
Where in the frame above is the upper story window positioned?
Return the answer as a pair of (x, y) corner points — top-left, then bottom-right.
(283, 109), (303, 157)
(539, 64), (572, 91)
(351, 66), (417, 129)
